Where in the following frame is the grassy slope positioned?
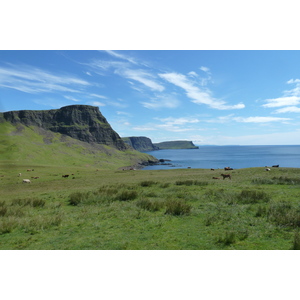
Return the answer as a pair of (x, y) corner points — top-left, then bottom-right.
(1, 163), (300, 250)
(154, 141), (198, 149)
(0, 121), (153, 169)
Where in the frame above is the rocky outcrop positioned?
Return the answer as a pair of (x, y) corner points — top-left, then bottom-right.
(2, 105), (127, 150)
(122, 136), (159, 152)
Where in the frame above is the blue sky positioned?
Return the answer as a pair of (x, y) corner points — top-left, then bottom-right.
(1, 50), (300, 145)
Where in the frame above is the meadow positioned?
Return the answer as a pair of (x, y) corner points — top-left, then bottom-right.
(1, 162), (300, 250)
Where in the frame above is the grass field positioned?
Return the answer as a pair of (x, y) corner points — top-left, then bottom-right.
(1, 163), (300, 249)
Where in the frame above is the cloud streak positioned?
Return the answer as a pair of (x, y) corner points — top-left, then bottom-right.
(0, 64), (90, 94)
(159, 72), (245, 110)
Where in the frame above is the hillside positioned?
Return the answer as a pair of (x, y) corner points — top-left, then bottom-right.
(154, 140), (199, 149)
(122, 136), (159, 152)
(0, 105), (157, 169)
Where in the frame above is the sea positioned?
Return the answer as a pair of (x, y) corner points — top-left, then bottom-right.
(142, 145), (300, 170)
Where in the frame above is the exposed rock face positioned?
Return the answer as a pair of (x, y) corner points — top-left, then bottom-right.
(2, 105), (127, 150)
(122, 136), (159, 152)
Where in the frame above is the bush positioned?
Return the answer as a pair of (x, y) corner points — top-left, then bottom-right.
(136, 198), (164, 212)
(116, 190), (138, 201)
(165, 200), (191, 216)
(291, 231), (300, 250)
(140, 181), (157, 187)
(68, 192), (86, 206)
(217, 231), (236, 245)
(237, 190), (270, 204)
(268, 201), (300, 228)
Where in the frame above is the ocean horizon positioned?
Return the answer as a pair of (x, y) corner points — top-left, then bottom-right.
(143, 145), (300, 170)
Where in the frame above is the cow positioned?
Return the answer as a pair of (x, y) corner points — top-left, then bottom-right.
(265, 168), (271, 171)
(22, 179), (31, 183)
(62, 174), (69, 178)
(212, 177), (220, 179)
(211, 168), (215, 171)
(224, 167), (233, 171)
(272, 165), (279, 168)
(221, 174), (231, 180)
(18, 173), (22, 177)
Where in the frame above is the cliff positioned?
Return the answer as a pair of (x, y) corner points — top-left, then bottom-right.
(153, 140), (199, 149)
(122, 136), (159, 152)
(2, 105), (127, 150)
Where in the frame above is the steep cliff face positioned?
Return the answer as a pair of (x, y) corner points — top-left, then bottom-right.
(3, 105), (127, 150)
(122, 136), (159, 152)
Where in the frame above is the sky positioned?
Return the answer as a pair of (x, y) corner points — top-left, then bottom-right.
(1, 50), (300, 145)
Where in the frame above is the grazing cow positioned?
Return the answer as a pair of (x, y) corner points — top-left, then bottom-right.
(22, 179), (31, 183)
(224, 167), (233, 171)
(212, 177), (220, 179)
(18, 173), (22, 177)
(211, 168), (215, 171)
(221, 173), (231, 180)
(62, 174), (69, 178)
(272, 165), (279, 168)
(265, 168), (271, 171)
(27, 169), (32, 172)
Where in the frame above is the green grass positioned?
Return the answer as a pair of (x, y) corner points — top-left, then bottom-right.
(1, 164), (300, 249)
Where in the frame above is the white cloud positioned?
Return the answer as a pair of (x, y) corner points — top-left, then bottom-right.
(188, 71), (198, 77)
(64, 95), (80, 102)
(233, 116), (291, 123)
(273, 106), (300, 113)
(155, 117), (200, 126)
(262, 96), (300, 108)
(90, 93), (107, 99)
(104, 50), (138, 65)
(116, 68), (165, 92)
(0, 64), (90, 94)
(159, 72), (245, 110)
(141, 94), (180, 109)
(200, 66), (210, 73)
(87, 101), (106, 107)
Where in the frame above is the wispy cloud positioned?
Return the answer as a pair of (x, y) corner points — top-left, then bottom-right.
(262, 96), (300, 108)
(115, 68), (165, 92)
(159, 72), (245, 110)
(0, 64), (90, 94)
(141, 94), (180, 109)
(104, 50), (138, 65)
(233, 116), (291, 123)
(262, 79), (300, 113)
(273, 106), (300, 114)
(90, 93), (108, 99)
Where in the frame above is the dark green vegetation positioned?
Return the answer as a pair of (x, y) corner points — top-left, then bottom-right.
(153, 140), (199, 149)
(1, 165), (300, 249)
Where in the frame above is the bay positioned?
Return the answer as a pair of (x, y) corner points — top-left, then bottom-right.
(143, 145), (300, 170)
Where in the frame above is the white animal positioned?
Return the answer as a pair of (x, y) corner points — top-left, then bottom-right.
(22, 179), (31, 183)
(18, 173), (22, 176)
(265, 168), (271, 171)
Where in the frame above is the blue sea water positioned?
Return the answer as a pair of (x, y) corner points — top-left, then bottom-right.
(143, 145), (300, 170)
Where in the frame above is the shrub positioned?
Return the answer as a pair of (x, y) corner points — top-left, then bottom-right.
(140, 181), (156, 187)
(0, 206), (7, 217)
(116, 190), (138, 201)
(175, 180), (194, 186)
(291, 231), (300, 250)
(136, 198), (164, 212)
(237, 190), (270, 204)
(160, 183), (170, 188)
(268, 201), (300, 228)
(31, 199), (46, 208)
(217, 231), (236, 245)
(165, 200), (191, 216)
(68, 192), (86, 206)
